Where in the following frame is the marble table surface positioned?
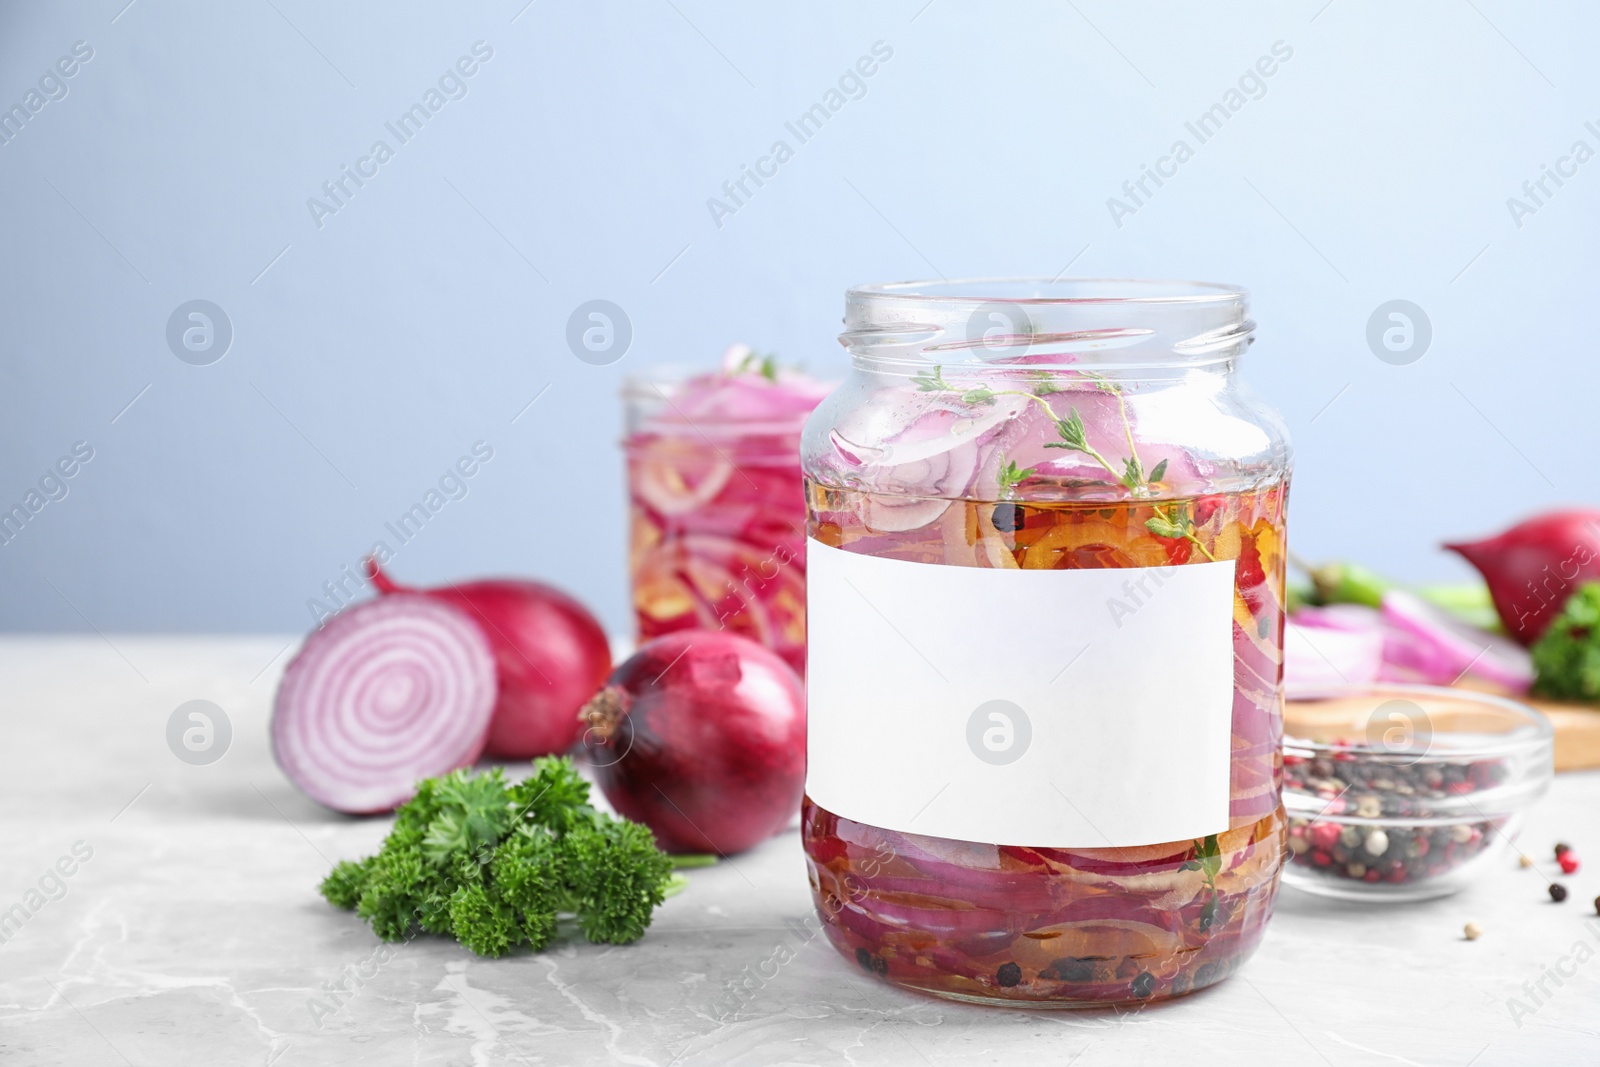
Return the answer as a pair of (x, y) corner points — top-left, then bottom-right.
(2, 635), (1598, 1066)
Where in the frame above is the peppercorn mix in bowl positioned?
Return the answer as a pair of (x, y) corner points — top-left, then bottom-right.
(1282, 684), (1553, 902)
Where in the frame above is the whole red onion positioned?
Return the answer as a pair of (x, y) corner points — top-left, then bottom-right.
(366, 561), (612, 759)
(579, 632), (806, 855)
(1445, 510), (1600, 645)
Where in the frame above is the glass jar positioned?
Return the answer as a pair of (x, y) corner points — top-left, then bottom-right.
(800, 278), (1291, 1007)
(622, 353), (830, 676)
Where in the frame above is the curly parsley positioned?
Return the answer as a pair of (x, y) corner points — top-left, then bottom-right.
(319, 759), (686, 956)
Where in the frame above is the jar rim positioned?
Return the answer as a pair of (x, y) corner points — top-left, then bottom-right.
(840, 277), (1254, 370)
(847, 276), (1247, 306)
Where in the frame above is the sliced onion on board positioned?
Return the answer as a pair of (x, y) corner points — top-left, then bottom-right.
(1288, 595), (1533, 693)
(1381, 589), (1533, 693)
(1285, 620), (1385, 688)
(272, 593), (497, 814)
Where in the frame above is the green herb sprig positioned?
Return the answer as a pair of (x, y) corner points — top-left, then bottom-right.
(1179, 833), (1223, 931)
(737, 350), (780, 382)
(1531, 582), (1600, 702)
(320, 759), (683, 957)
(910, 365), (1219, 560)
(996, 458), (1036, 497)
(1145, 502), (1218, 562)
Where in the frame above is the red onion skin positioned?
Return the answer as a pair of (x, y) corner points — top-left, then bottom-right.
(582, 632), (806, 855)
(367, 562), (612, 759)
(1445, 510), (1600, 646)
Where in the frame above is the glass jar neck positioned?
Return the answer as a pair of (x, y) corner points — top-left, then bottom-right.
(839, 277), (1253, 379)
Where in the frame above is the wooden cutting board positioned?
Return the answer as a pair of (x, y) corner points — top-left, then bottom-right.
(1447, 678), (1600, 772)
(1521, 696), (1600, 772)
(1287, 682), (1600, 773)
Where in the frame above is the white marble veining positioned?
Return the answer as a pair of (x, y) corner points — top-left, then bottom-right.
(2, 636), (1598, 1065)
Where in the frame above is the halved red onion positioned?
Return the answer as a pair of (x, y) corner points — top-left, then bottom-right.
(271, 594), (497, 814)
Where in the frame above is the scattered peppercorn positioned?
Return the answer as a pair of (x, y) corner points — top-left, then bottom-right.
(1555, 843), (1572, 857)
(1519, 855), (1535, 869)
(1593, 895), (1600, 916)
(1550, 884), (1569, 903)
(1464, 922), (1482, 941)
(1559, 851), (1581, 875)
(996, 962), (1022, 988)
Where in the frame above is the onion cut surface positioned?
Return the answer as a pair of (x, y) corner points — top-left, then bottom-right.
(272, 594), (497, 814)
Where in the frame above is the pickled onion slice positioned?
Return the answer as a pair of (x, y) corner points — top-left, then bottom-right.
(631, 531), (807, 674)
(630, 450), (735, 517)
(838, 394), (1023, 530)
(271, 594), (496, 814)
(646, 352), (832, 427)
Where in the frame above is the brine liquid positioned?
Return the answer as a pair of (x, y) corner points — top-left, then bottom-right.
(627, 435), (808, 676)
(802, 481), (1288, 1006)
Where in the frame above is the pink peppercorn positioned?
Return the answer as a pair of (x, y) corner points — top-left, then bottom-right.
(1310, 824), (1341, 851)
(1559, 852), (1581, 875)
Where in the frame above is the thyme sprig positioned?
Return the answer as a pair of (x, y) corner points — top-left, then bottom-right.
(1145, 502), (1217, 562)
(996, 458), (1035, 497)
(1179, 833), (1223, 931)
(911, 366), (1217, 560)
(736, 350), (780, 382)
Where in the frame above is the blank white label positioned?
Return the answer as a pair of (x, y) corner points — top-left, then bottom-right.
(805, 537), (1236, 848)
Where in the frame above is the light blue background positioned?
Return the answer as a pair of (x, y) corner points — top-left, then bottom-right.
(1, 0), (1595, 636)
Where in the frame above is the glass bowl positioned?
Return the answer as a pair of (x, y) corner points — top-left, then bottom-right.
(1282, 684), (1554, 902)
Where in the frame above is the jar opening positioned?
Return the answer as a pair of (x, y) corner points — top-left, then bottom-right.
(849, 277), (1245, 305)
(841, 276), (1253, 373)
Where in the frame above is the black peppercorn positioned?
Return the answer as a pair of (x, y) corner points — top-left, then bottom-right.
(1550, 883), (1569, 903)
(991, 503), (1024, 533)
(1043, 957), (1096, 982)
(1555, 843), (1572, 857)
(996, 962), (1022, 987)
